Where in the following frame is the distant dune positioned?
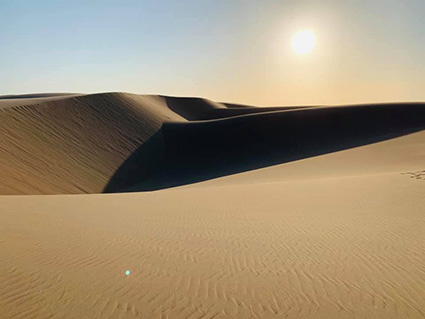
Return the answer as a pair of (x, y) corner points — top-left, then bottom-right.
(0, 93), (424, 194)
(1, 93), (425, 318)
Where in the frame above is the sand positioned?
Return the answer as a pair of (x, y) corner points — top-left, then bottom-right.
(0, 93), (182, 194)
(0, 93), (425, 318)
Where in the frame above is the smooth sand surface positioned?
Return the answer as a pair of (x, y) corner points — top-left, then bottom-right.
(1, 93), (425, 318)
(1, 171), (424, 318)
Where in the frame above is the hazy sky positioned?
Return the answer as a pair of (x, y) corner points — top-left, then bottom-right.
(1, 0), (424, 105)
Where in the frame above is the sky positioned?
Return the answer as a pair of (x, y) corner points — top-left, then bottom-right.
(1, 0), (424, 106)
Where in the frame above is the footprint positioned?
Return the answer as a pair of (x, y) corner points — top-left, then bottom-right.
(402, 170), (425, 180)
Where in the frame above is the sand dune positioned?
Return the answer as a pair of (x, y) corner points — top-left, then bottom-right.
(193, 129), (425, 188)
(1, 92), (425, 318)
(161, 96), (303, 120)
(1, 93), (424, 194)
(127, 102), (425, 191)
(2, 92), (288, 194)
(0, 93), (182, 194)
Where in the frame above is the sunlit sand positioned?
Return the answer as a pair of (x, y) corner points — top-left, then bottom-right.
(1, 93), (425, 318)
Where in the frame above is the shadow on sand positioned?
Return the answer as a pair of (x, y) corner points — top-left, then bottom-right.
(104, 103), (425, 193)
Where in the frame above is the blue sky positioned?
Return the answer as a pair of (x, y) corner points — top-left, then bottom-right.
(1, 0), (424, 105)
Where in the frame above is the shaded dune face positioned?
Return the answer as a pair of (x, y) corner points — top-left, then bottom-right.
(1, 93), (425, 194)
(107, 102), (425, 192)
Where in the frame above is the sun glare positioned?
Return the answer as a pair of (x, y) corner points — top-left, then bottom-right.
(292, 30), (316, 55)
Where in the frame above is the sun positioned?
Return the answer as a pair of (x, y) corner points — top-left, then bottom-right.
(292, 30), (316, 55)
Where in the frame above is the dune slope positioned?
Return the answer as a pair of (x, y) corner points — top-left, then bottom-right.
(0, 93), (182, 194)
(1, 93), (425, 195)
(3, 92), (291, 194)
(115, 103), (425, 192)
